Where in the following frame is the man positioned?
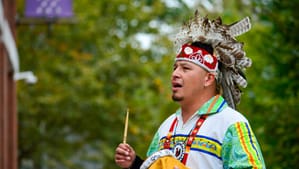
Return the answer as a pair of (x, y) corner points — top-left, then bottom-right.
(115, 11), (266, 169)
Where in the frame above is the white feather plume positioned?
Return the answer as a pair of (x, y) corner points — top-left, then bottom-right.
(228, 17), (251, 37)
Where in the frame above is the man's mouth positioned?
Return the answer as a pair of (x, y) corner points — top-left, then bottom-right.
(172, 82), (183, 90)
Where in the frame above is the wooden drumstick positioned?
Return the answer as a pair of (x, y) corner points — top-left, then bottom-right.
(123, 108), (129, 144)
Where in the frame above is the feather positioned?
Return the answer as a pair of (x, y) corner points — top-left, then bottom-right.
(215, 47), (235, 67)
(232, 72), (247, 88)
(221, 71), (236, 109)
(236, 57), (252, 68)
(228, 17), (251, 37)
(232, 85), (242, 105)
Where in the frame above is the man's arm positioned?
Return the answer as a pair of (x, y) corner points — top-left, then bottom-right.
(221, 122), (266, 169)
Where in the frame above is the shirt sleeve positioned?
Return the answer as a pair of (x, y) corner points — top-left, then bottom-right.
(146, 131), (160, 157)
(221, 122), (266, 169)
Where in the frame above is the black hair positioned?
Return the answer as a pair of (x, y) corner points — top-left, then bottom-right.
(191, 42), (214, 54)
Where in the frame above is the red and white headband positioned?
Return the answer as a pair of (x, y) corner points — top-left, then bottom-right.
(176, 43), (218, 73)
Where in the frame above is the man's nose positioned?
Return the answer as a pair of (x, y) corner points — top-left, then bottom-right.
(172, 68), (181, 79)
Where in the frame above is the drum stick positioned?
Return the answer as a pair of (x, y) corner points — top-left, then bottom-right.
(123, 108), (129, 144)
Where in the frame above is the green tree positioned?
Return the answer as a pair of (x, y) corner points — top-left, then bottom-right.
(17, 0), (189, 168)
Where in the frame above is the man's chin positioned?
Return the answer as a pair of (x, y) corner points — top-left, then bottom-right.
(172, 95), (183, 102)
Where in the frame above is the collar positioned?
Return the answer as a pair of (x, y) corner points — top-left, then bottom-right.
(197, 95), (227, 115)
(175, 95), (227, 117)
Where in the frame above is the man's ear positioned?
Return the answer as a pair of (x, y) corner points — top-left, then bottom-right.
(204, 73), (216, 87)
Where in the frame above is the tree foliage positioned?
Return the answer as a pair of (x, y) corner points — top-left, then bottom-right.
(16, 0), (298, 168)
(17, 0), (188, 168)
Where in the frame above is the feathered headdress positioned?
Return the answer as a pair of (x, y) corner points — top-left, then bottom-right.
(174, 10), (252, 109)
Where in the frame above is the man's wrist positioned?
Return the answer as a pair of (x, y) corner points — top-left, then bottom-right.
(127, 155), (144, 169)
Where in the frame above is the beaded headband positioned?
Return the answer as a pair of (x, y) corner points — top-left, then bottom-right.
(176, 43), (218, 73)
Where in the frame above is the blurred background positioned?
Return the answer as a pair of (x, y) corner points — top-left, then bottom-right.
(5, 0), (299, 168)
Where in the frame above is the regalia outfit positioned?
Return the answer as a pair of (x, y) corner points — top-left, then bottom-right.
(141, 95), (265, 169)
(132, 11), (266, 169)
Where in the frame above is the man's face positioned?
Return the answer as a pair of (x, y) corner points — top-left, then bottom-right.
(171, 60), (208, 102)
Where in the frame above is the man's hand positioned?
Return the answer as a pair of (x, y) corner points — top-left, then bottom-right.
(115, 143), (136, 168)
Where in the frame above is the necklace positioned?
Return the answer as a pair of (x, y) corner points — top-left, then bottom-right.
(172, 123), (193, 161)
(163, 95), (219, 164)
